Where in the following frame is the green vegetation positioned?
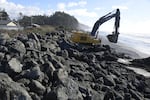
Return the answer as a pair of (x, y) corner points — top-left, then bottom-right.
(0, 25), (55, 37)
(49, 12), (78, 29)
(19, 11), (79, 30)
(0, 9), (10, 20)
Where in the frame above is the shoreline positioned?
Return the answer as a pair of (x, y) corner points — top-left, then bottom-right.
(100, 35), (150, 59)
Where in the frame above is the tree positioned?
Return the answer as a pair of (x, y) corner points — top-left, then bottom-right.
(19, 16), (31, 27)
(0, 9), (10, 20)
(18, 11), (79, 29)
(49, 11), (79, 29)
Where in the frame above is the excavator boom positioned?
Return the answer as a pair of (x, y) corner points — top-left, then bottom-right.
(91, 9), (120, 43)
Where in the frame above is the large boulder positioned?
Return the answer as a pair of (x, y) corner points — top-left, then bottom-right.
(27, 33), (41, 50)
(7, 58), (23, 73)
(0, 72), (32, 100)
(0, 33), (10, 45)
(6, 39), (26, 55)
(21, 66), (44, 80)
(46, 78), (83, 100)
(29, 80), (46, 95)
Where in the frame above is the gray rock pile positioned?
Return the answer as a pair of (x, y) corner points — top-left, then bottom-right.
(0, 31), (150, 100)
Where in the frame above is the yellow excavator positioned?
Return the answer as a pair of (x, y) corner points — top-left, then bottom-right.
(70, 9), (120, 44)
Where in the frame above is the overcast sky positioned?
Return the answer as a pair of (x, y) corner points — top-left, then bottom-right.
(1, 0), (150, 35)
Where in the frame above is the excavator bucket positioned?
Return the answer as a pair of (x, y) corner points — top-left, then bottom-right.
(107, 33), (119, 43)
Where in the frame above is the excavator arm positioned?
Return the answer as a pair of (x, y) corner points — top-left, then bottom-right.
(91, 9), (120, 43)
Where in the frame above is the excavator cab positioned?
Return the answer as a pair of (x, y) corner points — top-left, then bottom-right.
(70, 31), (101, 44)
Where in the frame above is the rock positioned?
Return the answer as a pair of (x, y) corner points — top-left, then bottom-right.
(90, 90), (104, 100)
(7, 39), (26, 55)
(51, 78), (83, 100)
(133, 79), (145, 92)
(124, 93), (131, 100)
(29, 80), (46, 95)
(53, 68), (68, 83)
(145, 87), (150, 94)
(70, 70), (94, 82)
(17, 33), (28, 43)
(25, 39), (37, 49)
(44, 91), (57, 100)
(23, 58), (39, 69)
(70, 70), (85, 81)
(144, 94), (150, 99)
(17, 78), (30, 86)
(55, 85), (69, 100)
(4, 54), (11, 61)
(80, 86), (104, 100)
(41, 62), (56, 80)
(87, 54), (96, 63)
(129, 89), (144, 100)
(114, 91), (124, 100)
(7, 58), (23, 73)
(0, 52), (5, 61)
(22, 66), (44, 80)
(101, 85), (111, 92)
(0, 72), (32, 100)
(131, 57), (150, 71)
(52, 58), (66, 69)
(0, 33), (10, 39)
(58, 39), (73, 50)
(41, 41), (57, 52)
(45, 78), (83, 100)
(95, 52), (105, 61)
(27, 33), (41, 50)
(104, 75), (116, 86)
(0, 33), (10, 45)
(30, 92), (40, 100)
(93, 70), (106, 79)
(57, 50), (69, 59)
(103, 90), (115, 100)
(103, 51), (118, 61)
(79, 85), (89, 97)
(0, 45), (8, 52)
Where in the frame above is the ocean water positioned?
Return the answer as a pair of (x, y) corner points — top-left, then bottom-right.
(99, 32), (150, 58)
(99, 32), (150, 77)
(119, 33), (150, 57)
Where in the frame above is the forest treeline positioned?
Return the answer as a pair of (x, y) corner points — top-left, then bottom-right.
(19, 11), (79, 29)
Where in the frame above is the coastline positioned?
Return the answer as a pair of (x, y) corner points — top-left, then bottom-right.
(100, 35), (150, 59)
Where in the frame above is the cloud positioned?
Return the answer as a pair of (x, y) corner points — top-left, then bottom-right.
(94, 7), (102, 11)
(112, 5), (128, 10)
(78, 1), (87, 7)
(120, 20), (150, 35)
(56, 1), (96, 18)
(0, 0), (6, 3)
(57, 3), (66, 10)
(67, 1), (87, 8)
(67, 9), (98, 18)
(0, 0), (52, 19)
(68, 2), (78, 7)
(56, 1), (97, 26)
